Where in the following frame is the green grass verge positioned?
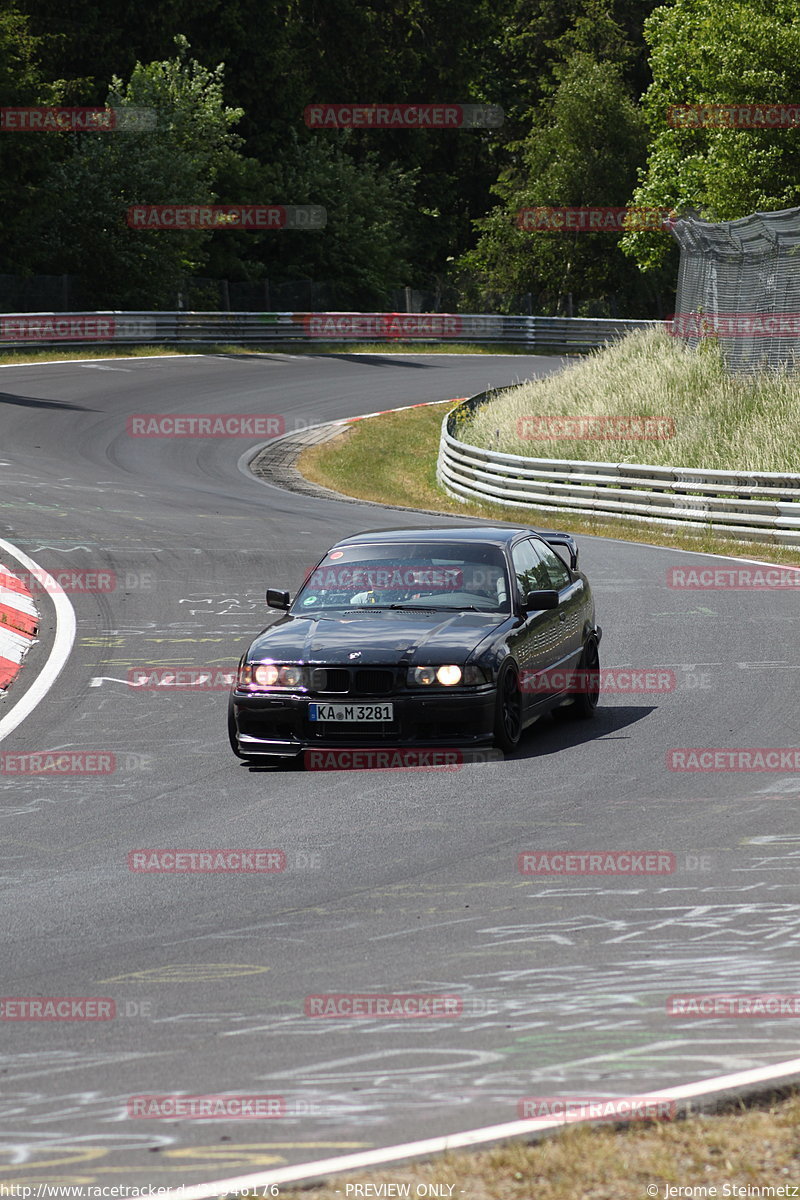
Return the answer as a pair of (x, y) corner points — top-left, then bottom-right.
(270, 1091), (800, 1199)
(0, 343), (215, 365)
(298, 401), (800, 564)
(0, 341), (552, 365)
(461, 327), (800, 473)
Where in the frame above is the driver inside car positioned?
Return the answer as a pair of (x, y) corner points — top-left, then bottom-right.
(349, 564), (444, 605)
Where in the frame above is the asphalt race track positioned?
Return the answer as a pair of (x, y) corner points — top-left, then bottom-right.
(1, 351), (799, 1189)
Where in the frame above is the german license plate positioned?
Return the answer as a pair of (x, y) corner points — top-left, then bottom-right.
(309, 702), (393, 722)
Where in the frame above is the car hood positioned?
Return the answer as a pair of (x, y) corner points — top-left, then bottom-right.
(247, 610), (506, 665)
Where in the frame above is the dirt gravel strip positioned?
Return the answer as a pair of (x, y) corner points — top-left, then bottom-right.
(0, 563), (38, 692)
(246, 396), (460, 507)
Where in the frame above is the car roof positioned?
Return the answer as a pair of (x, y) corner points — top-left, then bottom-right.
(332, 525), (539, 548)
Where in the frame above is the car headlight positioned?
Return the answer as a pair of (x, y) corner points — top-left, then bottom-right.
(409, 664), (463, 686)
(278, 665), (303, 687)
(239, 662), (305, 690)
(254, 663), (279, 686)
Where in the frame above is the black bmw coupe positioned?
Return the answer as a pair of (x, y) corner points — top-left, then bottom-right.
(228, 525), (601, 762)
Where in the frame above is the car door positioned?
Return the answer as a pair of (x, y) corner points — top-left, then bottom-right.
(531, 538), (586, 669)
(507, 538), (564, 714)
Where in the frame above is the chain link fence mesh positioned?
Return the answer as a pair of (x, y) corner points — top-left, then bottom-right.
(670, 206), (800, 373)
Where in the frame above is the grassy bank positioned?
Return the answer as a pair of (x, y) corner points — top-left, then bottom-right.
(297, 401), (800, 564)
(265, 1090), (800, 1200)
(461, 328), (800, 472)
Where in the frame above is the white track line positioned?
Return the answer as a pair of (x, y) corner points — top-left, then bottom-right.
(0, 538), (76, 743)
(172, 1057), (800, 1198)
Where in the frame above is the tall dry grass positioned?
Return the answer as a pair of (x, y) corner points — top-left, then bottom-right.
(461, 328), (800, 472)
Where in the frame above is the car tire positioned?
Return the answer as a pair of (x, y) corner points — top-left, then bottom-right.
(554, 636), (600, 720)
(493, 661), (523, 753)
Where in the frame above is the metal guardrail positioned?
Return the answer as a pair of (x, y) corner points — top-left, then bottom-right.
(437, 391), (800, 545)
(0, 311), (659, 351)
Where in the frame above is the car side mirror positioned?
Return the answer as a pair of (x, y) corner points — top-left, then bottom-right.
(525, 589), (559, 611)
(266, 588), (291, 610)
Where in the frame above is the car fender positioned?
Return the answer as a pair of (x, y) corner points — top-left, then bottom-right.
(467, 619), (518, 682)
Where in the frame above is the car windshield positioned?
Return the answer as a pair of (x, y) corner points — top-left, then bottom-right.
(293, 541), (511, 613)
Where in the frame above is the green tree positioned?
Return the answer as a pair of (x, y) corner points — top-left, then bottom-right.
(0, 6), (77, 276)
(283, 0), (509, 283)
(34, 37), (244, 307)
(6, 1), (675, 307)
(623, 0), (800, 271)
(494, 0), (662, 137)
(213, 135), (417, 309)
(458, 52), (671, 315)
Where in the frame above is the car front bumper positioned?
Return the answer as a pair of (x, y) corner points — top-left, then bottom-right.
(231, 686), (497, 758)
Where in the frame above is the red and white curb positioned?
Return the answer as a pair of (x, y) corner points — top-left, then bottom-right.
(0, 537), (76, 744)
(0, 563), (38, 692)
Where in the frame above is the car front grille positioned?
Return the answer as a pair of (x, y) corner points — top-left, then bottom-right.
(311, 667), (350, 693)
(310, 665), (395, 695)
(354, 668), (393, 695)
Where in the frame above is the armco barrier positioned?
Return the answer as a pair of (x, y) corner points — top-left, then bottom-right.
(0, 311), (658, 350)
(437, 392), (800, 546)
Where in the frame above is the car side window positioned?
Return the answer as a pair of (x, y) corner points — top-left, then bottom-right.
(510, 540), (550, 602)
(532, 540), (572, 590)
